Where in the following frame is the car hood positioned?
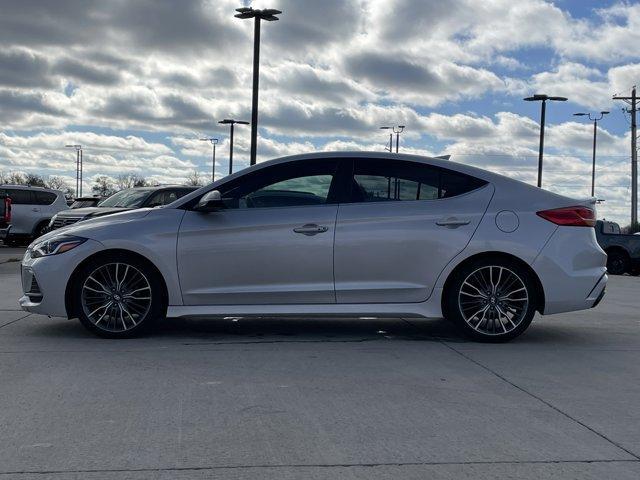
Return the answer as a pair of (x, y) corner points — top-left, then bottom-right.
(36, 209), (154, 243)
(56, 206), (133, 218)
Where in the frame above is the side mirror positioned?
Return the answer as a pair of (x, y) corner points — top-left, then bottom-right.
(194, 190), (224, 212)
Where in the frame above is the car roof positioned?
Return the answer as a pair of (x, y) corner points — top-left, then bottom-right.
(0, 184), (62, 193)
(173, 150), (564, 208)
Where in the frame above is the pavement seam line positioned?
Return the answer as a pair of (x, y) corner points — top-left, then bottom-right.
(439, 339), (640, 461)
(0, 458), (638, 476)
(0, 313), (31, 329)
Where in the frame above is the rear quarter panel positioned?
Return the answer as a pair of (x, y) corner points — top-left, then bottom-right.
(433, 178), (559, 290)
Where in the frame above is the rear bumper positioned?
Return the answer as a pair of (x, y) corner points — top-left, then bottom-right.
(0, 224), (11, 240)
(533, 226), (608, 315)
(590, 276), (607, 308)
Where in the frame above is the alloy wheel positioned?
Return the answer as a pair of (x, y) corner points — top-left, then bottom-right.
(458, 265), (529, 336)
(81, 262), (152, 333)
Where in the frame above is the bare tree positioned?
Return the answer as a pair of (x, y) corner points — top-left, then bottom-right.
(45, 176), (68, 190)
(46, 176), (74, 197)
(24, 173), (46, 187)
(116, 174), (148, 190)
(92, 176), (116, 197)
(2, 172), (26, 185)
(185, 170), (204, 187)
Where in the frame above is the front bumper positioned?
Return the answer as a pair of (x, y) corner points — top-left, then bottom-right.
(0, 224), (11, 240)
(19, 238), (104, 317)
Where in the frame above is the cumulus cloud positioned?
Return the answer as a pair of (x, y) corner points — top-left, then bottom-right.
(0, 0), (638, 223)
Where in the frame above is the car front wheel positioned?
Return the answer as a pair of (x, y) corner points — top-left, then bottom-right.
(445, 258), (538, 342)
(72, 255), (165, 338)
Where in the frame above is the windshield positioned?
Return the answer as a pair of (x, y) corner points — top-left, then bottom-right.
(98, 189), (150, 208)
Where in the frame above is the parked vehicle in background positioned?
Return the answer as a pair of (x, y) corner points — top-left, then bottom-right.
(48, 185), (198, 231)
(69, 197), (104, 209)
(595, 220), (640, 275)
(20, 152), (607, 342)
(0, 185), (68, 246)
(0, 193), (11, 242)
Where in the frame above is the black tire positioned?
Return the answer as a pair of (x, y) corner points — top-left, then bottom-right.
(32, 221), (50, 239)
(444, 257), (538, 343)
(72, 253), (165, 338)
(606, 251), (629, 276)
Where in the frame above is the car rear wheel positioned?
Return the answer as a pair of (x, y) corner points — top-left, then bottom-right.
(445, 258), (538, 342)
(72, 255), (164, 338)
(606, 251), (628, 275)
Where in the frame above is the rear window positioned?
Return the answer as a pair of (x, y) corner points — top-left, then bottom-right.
(601, 222), (621, 234)
(33, 191), (57, 205)
(351, 159), (487, 202)
(0, 188), (32, 204)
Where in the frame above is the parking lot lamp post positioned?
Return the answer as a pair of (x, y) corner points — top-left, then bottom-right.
(218, 119), (249, 175)
(573, 111), (609, 197)
(65, 144), (83, 197)
(393, 125), (405, 153)
(235, 7), (282, 166)
(380, 126), (393, 152)
(524, 94), (568, 188)
(380, 126), (406, 153)
(200, 137), (219, 182)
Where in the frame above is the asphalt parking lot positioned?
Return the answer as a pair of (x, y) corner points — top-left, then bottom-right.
(1, 248), (640, 479)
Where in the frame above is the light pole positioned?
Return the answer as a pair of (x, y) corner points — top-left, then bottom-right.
(573, 111), (609, 197)
(380, 125), (406, 153)
(218, 119), (249, 175)
(524, 94), (568, 188)
(380, 127), (393, 152)
(200, 137), (219, 183)
(235, 7), (282, 166)
(65, 144), (83, 197)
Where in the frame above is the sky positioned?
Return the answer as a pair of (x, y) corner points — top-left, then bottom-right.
(1, 0), (640, 223)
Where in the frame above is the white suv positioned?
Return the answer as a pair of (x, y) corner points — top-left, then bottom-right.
(0, 185), (69, 246)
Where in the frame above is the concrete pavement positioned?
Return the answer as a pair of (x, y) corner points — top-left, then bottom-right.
(0, 246), (23, 265)
(0, 261), (639, 479)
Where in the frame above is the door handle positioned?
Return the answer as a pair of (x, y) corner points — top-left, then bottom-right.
(32, 208), (40, 212)
(293, 224), (329, 236)
(436, 217), (470, 227)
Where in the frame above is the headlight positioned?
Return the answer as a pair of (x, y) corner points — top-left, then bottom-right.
(30, 235), (87, 259)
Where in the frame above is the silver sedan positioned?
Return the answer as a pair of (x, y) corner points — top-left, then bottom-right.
(19, 152), (607, 342)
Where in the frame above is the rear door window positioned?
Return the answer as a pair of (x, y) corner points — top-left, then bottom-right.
(350, 158), (486, 202)
(0, 188), (32, 204)
(33, 191), (57, 205)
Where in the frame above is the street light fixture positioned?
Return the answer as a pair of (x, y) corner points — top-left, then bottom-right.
(380, 125), (406, 153)
(524, 94), (568, 188)
(65, 144), (83, 197)
(218, 119), (249, 175)
(235, 6), (282, 167)
(200, 137), (219, 182)
(573, 111), (609, 197)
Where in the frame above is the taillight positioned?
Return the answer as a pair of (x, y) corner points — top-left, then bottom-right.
(536, 206), (596, 227)
(3, 197), (10, 223)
